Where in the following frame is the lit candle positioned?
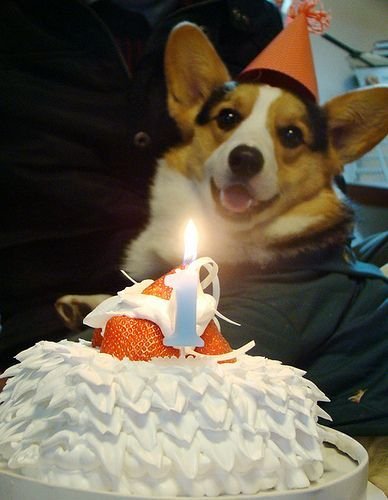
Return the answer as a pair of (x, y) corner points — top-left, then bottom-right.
(164, 220), (204, 347)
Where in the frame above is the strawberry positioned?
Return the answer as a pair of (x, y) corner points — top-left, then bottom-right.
(92, 328), (103, 348)
(92, 272), (173, 353)
(195, 320), (233, 356)
(100, 315), (179, 360)
(96, 268), (233, 362)
(141, 267), (180, 300)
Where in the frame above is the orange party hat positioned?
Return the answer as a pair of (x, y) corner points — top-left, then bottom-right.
(239, 0), (330, 102)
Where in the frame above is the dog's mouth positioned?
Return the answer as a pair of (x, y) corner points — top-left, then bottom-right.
(211, 178), (278, 218)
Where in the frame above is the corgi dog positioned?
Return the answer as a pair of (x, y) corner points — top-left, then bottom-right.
(56, 23), (388, 492)
(123, 23), (388, 279)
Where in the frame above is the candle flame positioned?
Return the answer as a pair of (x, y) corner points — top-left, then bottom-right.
(183, 219), (198, 265)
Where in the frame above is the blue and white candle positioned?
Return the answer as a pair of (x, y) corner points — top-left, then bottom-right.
(164, 220), (204, 347)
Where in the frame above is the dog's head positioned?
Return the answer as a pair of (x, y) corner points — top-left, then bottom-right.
(163, 23), (388, 261)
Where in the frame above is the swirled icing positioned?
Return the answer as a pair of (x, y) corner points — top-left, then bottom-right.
(0, 339), (331, 496)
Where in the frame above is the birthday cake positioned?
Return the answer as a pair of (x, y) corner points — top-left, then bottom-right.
(0, 256), (337, 497)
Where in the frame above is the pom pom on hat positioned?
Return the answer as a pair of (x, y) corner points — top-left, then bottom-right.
(287, 0), (331, 34)
(239, 0), (331, 102)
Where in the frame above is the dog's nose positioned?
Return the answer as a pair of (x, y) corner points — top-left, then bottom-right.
(228, 145), (264, 178)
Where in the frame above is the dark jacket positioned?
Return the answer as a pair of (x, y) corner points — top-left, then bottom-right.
(220, 234), (388, 436)
(0, 0), (282, 366)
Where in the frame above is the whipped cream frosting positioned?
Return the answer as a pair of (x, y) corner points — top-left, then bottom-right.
(0, 339), (331, 496)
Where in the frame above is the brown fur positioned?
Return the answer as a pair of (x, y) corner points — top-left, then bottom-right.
(159, 27), (387, 265)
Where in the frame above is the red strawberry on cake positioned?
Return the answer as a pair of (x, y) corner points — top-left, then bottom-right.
(92, 268), (233, 361)
(100, 316), (180, 360)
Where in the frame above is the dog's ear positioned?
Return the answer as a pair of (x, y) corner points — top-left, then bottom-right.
(165, 22), (230, 138)
(324, 86), (388, 165)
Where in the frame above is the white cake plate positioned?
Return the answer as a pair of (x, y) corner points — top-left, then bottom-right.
(0, 429), (385, 500)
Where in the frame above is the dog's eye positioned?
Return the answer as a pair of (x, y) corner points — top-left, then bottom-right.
(278, 126), (304, 148)
(216, 108), (242, 130)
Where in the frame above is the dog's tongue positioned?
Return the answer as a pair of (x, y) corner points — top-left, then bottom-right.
(220, 185), (254, 213)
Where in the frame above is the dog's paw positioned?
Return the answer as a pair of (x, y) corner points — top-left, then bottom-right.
(55, 294), (111, 331)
